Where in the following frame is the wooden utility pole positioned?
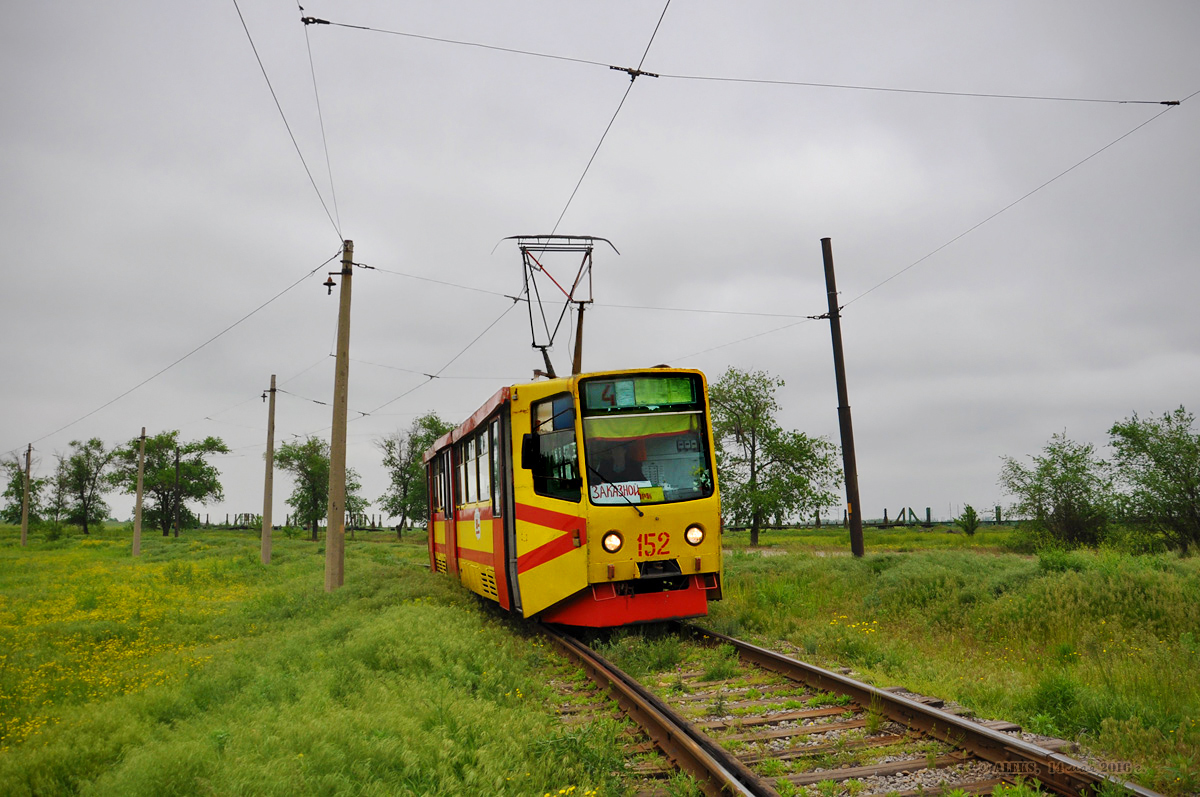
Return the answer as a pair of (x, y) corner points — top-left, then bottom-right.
(173, 447), (181, 537)
(133, 428), (146, 556)
(820, 238), (865, 557)
(20, 444), (31, 547)
(261, 375), (276, 565)
(325, 240), (353, 592)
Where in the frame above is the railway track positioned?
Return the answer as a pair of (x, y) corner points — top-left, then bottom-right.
(540, 622), (1160, 797)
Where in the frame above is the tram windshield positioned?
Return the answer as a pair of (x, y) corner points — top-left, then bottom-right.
(580, 374), (714, 506)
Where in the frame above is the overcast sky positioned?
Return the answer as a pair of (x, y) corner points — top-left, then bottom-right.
(3, 1), (1197, 527)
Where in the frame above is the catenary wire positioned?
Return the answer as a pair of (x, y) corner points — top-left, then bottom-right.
(364, 299), (521, 416)
(846, 97), (1192, 306)
(599, 302), (804, 319)
(279, 298), (526, 443)
(299, 3), (343, 233)
(277, 388), (371, 418)
(351, 357), (517, 381)
(231, 0), (342, 240)
(532, 1), (672, 360)
(317, 19), (611, 69)
(368, 265), (515, 298)
(654, 71), (1180, 106)
(670, 319), (814, 363)
(366, 263), (808, 318)
(12, 251), (341, 452)
(306, 15), (1177, 107)
(202, 354), (331, 422)
(548, 0), (671, 237)
(667, 89), (1198, 360)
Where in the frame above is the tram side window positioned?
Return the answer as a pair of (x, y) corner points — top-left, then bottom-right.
(478, 430), (491, 503)
(467, 438), (478, 504)
(430, 456), (443, 515)
(454, 448), (462, 507)
(490, 419), (501, 514)
(532, 394), (580, 502)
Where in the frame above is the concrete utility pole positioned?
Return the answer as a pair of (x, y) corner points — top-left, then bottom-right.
(325, 240), (353, 592)
(261, 374), (276, 565)
(20, 444), (31, 547)
(820, 238), (865, 558)
(133, 428), (146, 556)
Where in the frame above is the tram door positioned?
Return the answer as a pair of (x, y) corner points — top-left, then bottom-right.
(500, 409), (522, 615)
(442, 448), (459, 576)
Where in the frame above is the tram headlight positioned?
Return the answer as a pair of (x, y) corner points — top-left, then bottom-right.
(602, 531), (624, 553)
(685, 524), (705, 546)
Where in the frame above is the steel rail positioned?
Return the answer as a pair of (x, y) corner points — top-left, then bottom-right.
(685, 623), (1161, 797)
(538, 624), (773, 797)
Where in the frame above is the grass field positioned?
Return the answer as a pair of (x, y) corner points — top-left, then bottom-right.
(2, 523), (1197, 796)
(0, 526), (630, 796)
(713, 526), (1200, 795)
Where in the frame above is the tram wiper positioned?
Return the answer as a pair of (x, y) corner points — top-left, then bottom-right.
(585, 464), (644, 517)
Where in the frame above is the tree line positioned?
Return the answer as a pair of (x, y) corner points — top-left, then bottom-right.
(1, 414), (455, 540)
(999, 406), (1200, 553)
(28, 373), (1194, 556)
(2, 370), (842, 546)
(1, 432), (230, 537)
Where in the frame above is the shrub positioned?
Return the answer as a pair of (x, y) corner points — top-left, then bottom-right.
(956, 505), (981, 536)
(1102, 523), (1169, 556)
(999, 433), (1112, 548)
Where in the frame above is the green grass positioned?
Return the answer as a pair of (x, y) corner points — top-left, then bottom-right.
(6, 522), (1197, 795)
(706, 540), (1200, 795)
(0, 524), (625, 796)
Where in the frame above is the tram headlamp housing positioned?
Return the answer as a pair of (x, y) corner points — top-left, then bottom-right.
(685, 524), (705, 546)
(602, 531), (624, 553)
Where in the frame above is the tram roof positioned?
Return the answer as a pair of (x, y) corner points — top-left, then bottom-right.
(421, 366), (704, 463)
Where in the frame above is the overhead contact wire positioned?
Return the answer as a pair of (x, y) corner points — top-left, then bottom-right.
(528, 1), (672, 359)
(548, 0), (671, 237)
(307, 15), (1177, 106)
(671, 89), (1197, 359)
(300, 5), (343, 233)
(368, 265), (514, 298)
(655, 72), (1181, 105)
(671, 319), (813, 363)
(320, 19), (610, 69)
(364, 300), (521, 417)
(847, 97), (1191, 306)
(18, 252), (341, 449)
(231, 0), (342, 239)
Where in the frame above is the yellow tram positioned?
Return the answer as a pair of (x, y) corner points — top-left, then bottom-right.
(424, 367), (722, 626)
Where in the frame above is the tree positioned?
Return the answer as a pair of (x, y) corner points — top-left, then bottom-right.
(111, 431), (229, 536)
(955, 504), (981, 536)
(1109, 406), (1200, 554)
(45, 454), (71, 527)
(377, 412), (453, 537)
(999, 432), (1111, 548)
(276, 436), (366, 541)
(2, 455), (47, 525)
(59, 438), (115, 534)
(709, 367), (841, 546)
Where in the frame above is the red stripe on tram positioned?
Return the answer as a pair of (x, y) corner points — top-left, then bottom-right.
(515, 502), (586, 574)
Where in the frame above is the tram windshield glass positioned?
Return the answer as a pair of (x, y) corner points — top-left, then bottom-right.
(580, 374), (714, 506)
